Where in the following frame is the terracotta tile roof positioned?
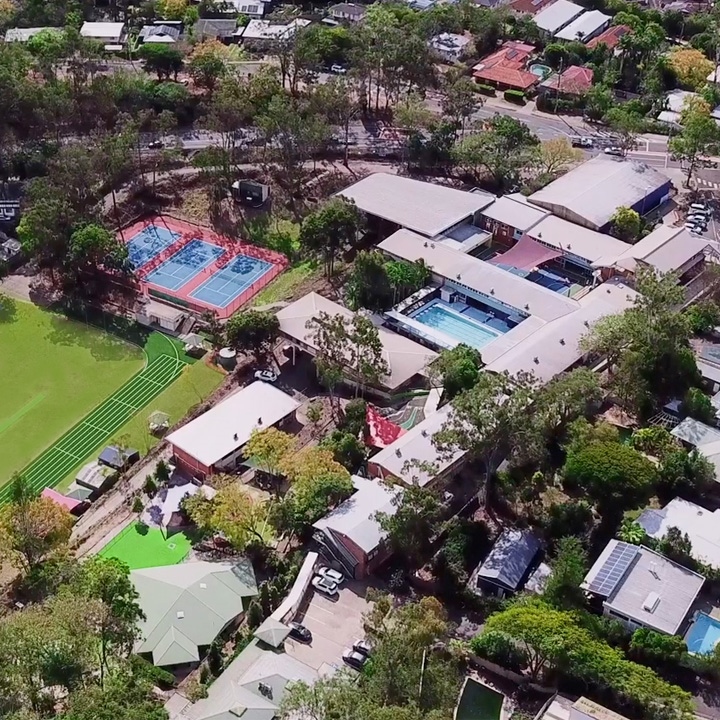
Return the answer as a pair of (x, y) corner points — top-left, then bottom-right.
(472, 41), (539, 89)
(474, 65), (540, 90)
(540, 65), (593, 95)
(509, 0), (557, 15)
(585, 24), (630, 49)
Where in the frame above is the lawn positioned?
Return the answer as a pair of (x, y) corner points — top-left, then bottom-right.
(99, 522), (196, 569)
(0, 301), (144, 483)
(251, 260), (320, 307)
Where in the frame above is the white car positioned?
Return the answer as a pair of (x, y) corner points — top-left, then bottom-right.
(688, 214), (708, 225)
(330, 64), (347, 74)
(254, 369), (278, 383)
(317, 566), (345, 585)
(312, 575), (339, 598)
(604, 146), (623, 156)
(353, 639), (373, 657)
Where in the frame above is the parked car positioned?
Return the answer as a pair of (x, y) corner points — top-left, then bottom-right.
(254, 369), (278, 383)
(690, 203), (710, 213)
(688, 214), (708, 225)
(342, 648), (368, 670)
(288, 622), (312, 644)
(312, 575), (339, 598)
(353, 639), (373, 657)
(147, 140), (164, 149)
(571, 136), (594, 148)
(604, 146), (623, 156)
(317, 566), (345, 585)
(330, 64), (347, 74)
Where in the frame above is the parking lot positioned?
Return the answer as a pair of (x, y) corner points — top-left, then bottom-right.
(284, 579), (377, 673)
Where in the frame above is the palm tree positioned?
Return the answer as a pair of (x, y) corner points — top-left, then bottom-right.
(617, 519), (646, 544)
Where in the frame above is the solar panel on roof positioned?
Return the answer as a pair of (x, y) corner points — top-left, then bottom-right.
(588, 542), (638, 597)
(506, 49), (518, 58)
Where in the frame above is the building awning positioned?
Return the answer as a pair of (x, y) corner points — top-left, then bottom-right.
(489, 234), (561, 271)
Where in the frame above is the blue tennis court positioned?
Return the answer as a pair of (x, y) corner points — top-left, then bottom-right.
(145, 239), (224, 291)
(190, 254), (273, 308)
(127, 224), (180, 269)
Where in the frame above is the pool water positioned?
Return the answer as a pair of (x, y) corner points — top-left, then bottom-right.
(686, 613), (720, 654)
(529, 63), (552, 79)
(413, 301), (499, 351)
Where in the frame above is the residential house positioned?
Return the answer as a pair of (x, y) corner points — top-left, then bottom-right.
(585, 24), (631, 50)
(533, 0), (584, 35)
(508, 0), (557, 15)
(80, 21), (126, 45)
(657, 88), (720, 127)
(538, 65), (593, 97)
(166, 381), (301, 479)
(581, 539), (704, 635)
(540, 695), (632, 720)
(239, 18), (310, 47)
(222, 0), (265, 17)
(671, 417), (720, 479)
(193, 18), (238, 42)
(177, 638), (317, 720)
(554, 9), (611, 42)
(139, 24), (181, 43)
(313, 475), (401, 578)
(638, 497), (720, 570)
(4, 26), (59, 42)
(133, 560), (258, 667)
(276, 292), (437, 397)
(98, 444), (139, 470)
(527, 155), (672, 232)
(470, 529), (541, 597)
(328, 2), (367, 22)
(472, 41), (539, 92)
(429, 32), (472, 63)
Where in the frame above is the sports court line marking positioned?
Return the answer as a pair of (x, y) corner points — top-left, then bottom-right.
(81, 420), (113, 434)
(112, 398), (141, 411)
(190, 263), (271, 308)
(54, 446), (84, 462)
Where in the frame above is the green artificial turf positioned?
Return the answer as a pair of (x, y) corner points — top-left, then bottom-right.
(0, 301), (144, 483)
(99, 522), (196, 569)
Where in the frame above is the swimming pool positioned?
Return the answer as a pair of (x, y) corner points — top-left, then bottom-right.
(686, 613), (720, 654)
(413, 300), (500, 351)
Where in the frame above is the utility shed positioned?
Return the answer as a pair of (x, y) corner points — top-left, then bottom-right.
(473, 529), (541, 597)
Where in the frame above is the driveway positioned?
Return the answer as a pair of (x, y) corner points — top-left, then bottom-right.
(284, 579), (376, 673)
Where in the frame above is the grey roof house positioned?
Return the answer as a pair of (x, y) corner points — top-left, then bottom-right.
(471, 529), (541, 597)
(133, 560), (258, 667)
(328, 2), (367, 21)
(582, 539), (704, 635)
(180, 638), (317, 720)
(193, 18), (238, 41)
(139, 24), (181, 42)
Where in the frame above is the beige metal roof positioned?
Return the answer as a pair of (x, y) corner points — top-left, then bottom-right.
(525, 215), (629, 265)
(337, 173), (495, 237)
(480, 195), (549, 232)
(167, 382), (300, 467)
(370, 405), (465, 486)
(484, 280), (637, 383)
(528, 156), (670, 230)
(379, 229), (578, 322)
(276, 292), (437, 390)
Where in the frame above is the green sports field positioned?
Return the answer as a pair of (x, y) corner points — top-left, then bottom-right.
(99, 522), (196, 569)
(0, 300), (219, 502)
(0, 302), (146, 483)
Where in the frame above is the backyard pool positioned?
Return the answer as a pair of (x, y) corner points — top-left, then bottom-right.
(456, 678), (504, 720)
(686, 613), (720, 654)
(529, 63), (552, 79)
